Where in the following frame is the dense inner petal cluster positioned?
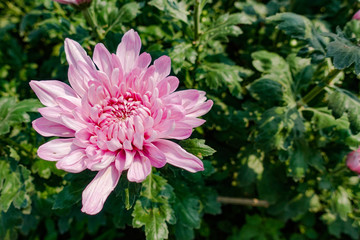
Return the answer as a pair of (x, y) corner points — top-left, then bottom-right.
(92, 90), (151, 151)
(30, 29), (213, 215)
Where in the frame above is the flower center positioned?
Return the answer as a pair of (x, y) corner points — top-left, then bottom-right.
(97, 91), (149, 128)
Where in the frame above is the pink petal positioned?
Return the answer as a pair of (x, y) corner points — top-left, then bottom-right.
(182, 117), (206, 128)
(61, 115), (87, 132)
(154, 139), (204, 172)
(93, 43), (113, 77)
(81, 164), (121, 215)
(38, 106), (65, 124)
(68, 65), (87, 97)
(186, 100), (213, 118)
(127, 153), (151, 183)
(136, 52), (151, 69)
(90, 151), (117, 171)
(29, 80), (78, 107)
(32, 117), (75, 137)
(143, 143), (166, 168)
(64, 38), (95, 70)
(37, 138), (75, 161)
(157, 76), (179, 97)
(166, 122), (193, 140)
(154, 56), (171, 81)
(56, 149), (87, 173)
(116, 29), (141, 74)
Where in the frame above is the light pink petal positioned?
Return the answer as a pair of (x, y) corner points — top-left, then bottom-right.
(29, 80), (78, 107)
(32, 117), (75, 137)
(182, 117), (206, 128)
(56, 149), (87, 173)
(143, 143), (166, 168)
(157, 76), (179, 96)
(116, 29), (141, 74)
(37, 138), (75, 161)
(166, 122), (193, 140)
(61, 115), (87, 132)
(68, 65), (87, 97)
(154, 56), (171, 81)
(154, 139), (204, 172)
(64, 38), (95, 70)
(93, 43), (113, 77)
(115, 151), (126, 172)
(136, 52), (151, 69)
(127, 153), (151, 183)
(90, 151), (116, 171)
(38, 106), (66, 124)
(81, 164), (121, 215)
(186, 100), (213, 118)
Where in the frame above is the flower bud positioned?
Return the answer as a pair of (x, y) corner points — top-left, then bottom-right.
(346, 148), (360, 173)
(353, 10), (360, 20)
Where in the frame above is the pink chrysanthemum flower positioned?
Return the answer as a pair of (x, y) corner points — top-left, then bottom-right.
(30, 29), (213, 215)
(53, 0), (91, 6)
(346, 148), (360, 174)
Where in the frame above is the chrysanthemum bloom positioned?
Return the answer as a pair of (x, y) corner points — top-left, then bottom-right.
(353, 10), (360, 20)
(30, 29), (213, 215)
(346, 148), (360, 174)
(53, 0), (91, 6)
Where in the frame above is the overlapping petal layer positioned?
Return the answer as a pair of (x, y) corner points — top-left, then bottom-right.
(30, 29), (213, 215)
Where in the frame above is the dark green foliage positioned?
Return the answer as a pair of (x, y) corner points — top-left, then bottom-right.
(2, 0), (360, 239)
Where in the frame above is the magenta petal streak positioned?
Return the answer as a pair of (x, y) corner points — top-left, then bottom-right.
(30, 29), (213, 215)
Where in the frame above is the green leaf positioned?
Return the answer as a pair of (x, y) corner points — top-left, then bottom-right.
(116, 175), (142, 210)
(256, 106), (304, 151)
(0, 160), (33, 212)
(325, 30), (360, 74)
(115, 2), (140, 23)
(287, 141), (308, 180)
(132, 173), (175, 240)
(168, 42), (197, 74)
(180, 138), (215, 159)
(0, 97), (41, 135)
(174, 224), (194, 240)
(248, 78), (285, 107)
(267, 12), (313, 39)
(267, 13), (327, 63)
(237, 149), (264, 187)
(229, 214), (285, 240)
(251, 51), (295, 104)
(197, 62), (244, 99)
(332, 187), (352, 221)
(105, 2), (141, 33)
(326, 217), (359, 239)
(53, 172), (92, 210)
(148, 0), (189, 23)
(328, 89), (360, 133)
(344, 19), (360, 40)
(307, 107), (350, 131)
(31, 159), (64, 179)
(202, 13), (254, 41)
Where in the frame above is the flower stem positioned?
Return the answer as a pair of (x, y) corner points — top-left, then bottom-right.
(81, 8), (104, 41)
(299, 68), (341, 106)
(194, 0), (201, 42)
(217, 196), (269, 207)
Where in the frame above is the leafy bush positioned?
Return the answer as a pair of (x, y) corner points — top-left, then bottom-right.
(2, 0), (360, 239)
